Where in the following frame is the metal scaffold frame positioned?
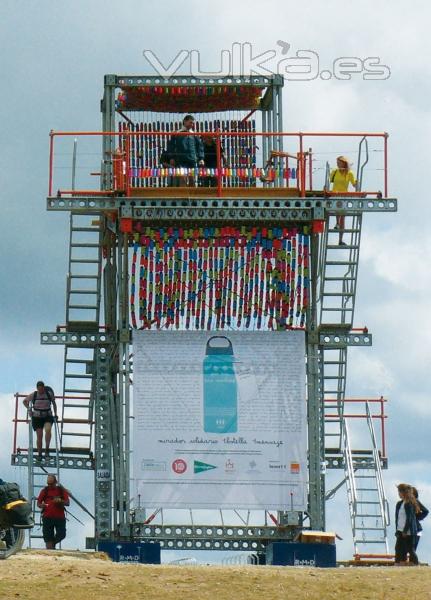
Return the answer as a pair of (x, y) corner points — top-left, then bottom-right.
(11, 73), (396, 555)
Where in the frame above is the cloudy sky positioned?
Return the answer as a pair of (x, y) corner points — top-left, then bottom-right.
(1, 0), (430, 562)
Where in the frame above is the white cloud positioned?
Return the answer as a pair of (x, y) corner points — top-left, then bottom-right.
(347, 350), (395, 396)
(362, 229), (431, 292)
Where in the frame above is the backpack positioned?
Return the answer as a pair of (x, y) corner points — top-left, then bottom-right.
(0, 481), (33, 529)
(0, 482), (22, 508)
(160, 150), (172, 165)
(32, 386), (55, 411)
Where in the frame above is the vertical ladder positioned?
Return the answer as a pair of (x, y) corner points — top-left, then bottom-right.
(319, 213), (363, 453)
(342, 404), (389, 554)
(61, 213), (102, 457)
(27, 419), (61, 547)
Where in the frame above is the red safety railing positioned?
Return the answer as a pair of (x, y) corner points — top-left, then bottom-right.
(12, 393), (92, 455)
(48, 130), (389, 199)
(324, 396), (388, 458)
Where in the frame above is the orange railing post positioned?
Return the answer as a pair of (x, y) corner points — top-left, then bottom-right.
(125, 131), (131, 197)
(384, 132), (388, 198)
(298, 133), (304, 197)
(48, 130), (55, 196)
(380, 396), (386, 458)
(13, 392), (19, 455)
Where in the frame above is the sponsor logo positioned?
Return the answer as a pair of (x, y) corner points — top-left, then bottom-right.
(290, 462), (301, 474)
(141, 459), (166, 472)
(172, 459), (187, 474)
(96, 469), (110, 481)
(246, 459), (260, 474)
(225, 459), (235, 472)
(269, 461), (287, 470)
(194, 460), (217, 474)
(294, 558), (315, 567)
(119, 554), (140, 563)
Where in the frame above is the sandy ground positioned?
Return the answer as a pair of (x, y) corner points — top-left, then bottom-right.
(0, 551), (431, 600)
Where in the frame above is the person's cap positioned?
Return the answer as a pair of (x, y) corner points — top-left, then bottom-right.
(36, 380), (45, 387)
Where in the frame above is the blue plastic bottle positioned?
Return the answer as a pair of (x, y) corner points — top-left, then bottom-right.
(203, 336), (238, 433)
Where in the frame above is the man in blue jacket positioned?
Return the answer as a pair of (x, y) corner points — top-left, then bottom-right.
(169, 115), (204, 185)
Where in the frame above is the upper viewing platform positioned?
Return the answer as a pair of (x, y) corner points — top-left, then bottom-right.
(47, 74), (396, 218)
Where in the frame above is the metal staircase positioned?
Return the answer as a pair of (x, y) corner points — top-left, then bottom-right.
(342, 404), (390, 554)
(318, 197), (389, 551)
(319, 213), (363, 454)
(319, 139), (369, 453)
(60, 213), (102, 458)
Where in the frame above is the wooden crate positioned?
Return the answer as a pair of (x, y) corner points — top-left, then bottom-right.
(296, 530), (336, 545)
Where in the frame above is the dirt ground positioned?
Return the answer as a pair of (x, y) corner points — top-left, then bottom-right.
(1, 551), (431, 600)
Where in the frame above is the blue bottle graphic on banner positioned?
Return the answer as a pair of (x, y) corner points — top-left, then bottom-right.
(203, 336), (238, 433)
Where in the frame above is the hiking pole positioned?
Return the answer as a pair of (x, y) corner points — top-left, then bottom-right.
(68, 492), (95, 520)
(54, 416), (61, 455)
(65, 509), (85, 526)
(52, 417), (94, 520)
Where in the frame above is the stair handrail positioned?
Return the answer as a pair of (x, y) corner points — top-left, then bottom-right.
(324, 160), (331, 190)
(341, 416), (358, 516)
(365, 401), (390, 529)
(356, 136), (369, 192)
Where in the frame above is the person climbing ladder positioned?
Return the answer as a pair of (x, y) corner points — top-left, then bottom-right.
(329, 156), (357, 245)
(23, 381), (58, 461)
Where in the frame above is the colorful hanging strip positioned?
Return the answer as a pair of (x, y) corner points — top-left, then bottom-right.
(126, 166), (296, 181)
(116, 86), (263, 112)
(120, 117), (300, 192)
(129, 226), (310, 332)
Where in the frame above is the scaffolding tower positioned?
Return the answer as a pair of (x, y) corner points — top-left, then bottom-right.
(11, 74), (396, 555)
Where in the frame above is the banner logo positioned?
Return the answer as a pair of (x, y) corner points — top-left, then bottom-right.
(172, 459), (187, 474)
(141, 459), (166, 472)
(194, 460), (217, 474)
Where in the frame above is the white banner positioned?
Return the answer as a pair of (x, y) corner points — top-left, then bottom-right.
(133, 330), (307, 510)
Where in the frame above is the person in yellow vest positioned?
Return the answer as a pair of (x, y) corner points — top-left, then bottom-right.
(330, 156), (357, 245)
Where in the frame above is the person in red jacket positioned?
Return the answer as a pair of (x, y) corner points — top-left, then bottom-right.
(37, 474), (70, 549)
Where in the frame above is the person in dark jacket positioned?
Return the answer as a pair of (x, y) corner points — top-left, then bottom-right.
(169, 114), (204, 169)
(201, 136), (226, 187)
(395, 483), (421, 565)
(412, 486), (429, 550)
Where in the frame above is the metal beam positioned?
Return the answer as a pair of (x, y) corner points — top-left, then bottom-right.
(319, 332), (372, 348)
(47, 195), (397, 215)
(115, 75), (282, 87)
(306, 232), (325, 531)
(41, 331), (116, 346)
(130, 523), (298, 551)
(120, 205), (317, 222)
(11, 453), (94, 470)
(94, 345), (114, 539)
(325, 454), (388, 470)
